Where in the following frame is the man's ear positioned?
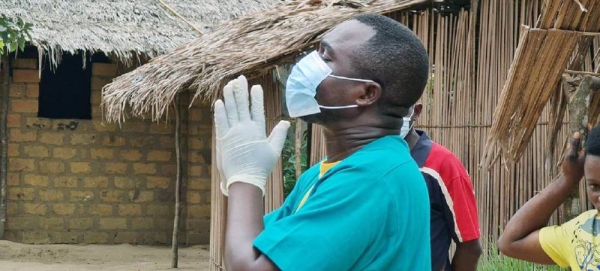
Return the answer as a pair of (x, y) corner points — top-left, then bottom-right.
(356, 82), (382, 106)
(413, 103), (423, 120)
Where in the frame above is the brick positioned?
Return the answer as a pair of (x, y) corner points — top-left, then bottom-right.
(7, 173), (20, 186)
(92, 63), (118, 77)
(187, 191), (202, 204)
(150, 125), (172, 134)
(188, 205), (211, 218)
(53, 147), (77, 159)
(120, 122), (146, 133)
(133, 163), (156, 175)
(155, 218), (173, 230)
(92, 120), (117, 132)
(7, 114), (21, 127)
(71, 134), (96, 145)
(7, 143), (19, 157)
(129, 191), (153, 202)
(129, 137), (153, 147)
(23, 174), (49, 187)
(189, 108), (203, 122)
(9, 83), (25, 97)
(186, 218), (210, 233)
(117, 204), (142, 216)
(13, 58), (37, 69)
(69, 218), (93, 230)
(39, 133), (64, 145)
(147, 204), (170, 216)
(9, 188), (35, 201)
(11, 99), (38, 113)
(99, 218), (127, 230)
(52, 204), (76, 215)
(83, 176), (108, 188)
(24, 203), (47, 215)
(49, 232), (78, 244)
(9, 158), (35, 171)
(147, 176), (170, 189)
(187, 233), (209, 245)
(114, 177), (137, 189)
(159, 136), (175, 148)
(132, 218), (153, 230)
(102, 135), (126, 147)
(70, 162), (91, 174)
(148, 150), (171, 162)
(10, 129), (36, 142)
(89, 204), (113, 216)
(91, 90), (102, 105)
(100, 190), (123, 203)
(91, 76), (112, 90)
(24, 146), (49, 158)
(189, 165), (203, 177)
(190, 151), (206, 163)
(188, 178), (210, 190)
(39, 218), (65, 230)
(25, 117), (51, 129)
(6, 217), (37, 230)
(54, 176), (79, 188)
(105, 162), (128, 174)
(189, 138), (205, 150)
(90, 148), (115, 159)
(83, 232), (108, 244)
(7, 203), (18, 216)
(70, 191), (94, 202)
(52, 120), (81, 131)
(22, 232), (50, 244)
(26, 84), (40, 98)
(39, 190), (64, 201)
(114, 232), (138, 244)
(119, 150), (143, 161)
(39, 161), (65, 173)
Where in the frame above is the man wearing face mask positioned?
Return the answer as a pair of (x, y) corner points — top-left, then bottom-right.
(403, 103), (482, 271)
(213, 13), (431, 271)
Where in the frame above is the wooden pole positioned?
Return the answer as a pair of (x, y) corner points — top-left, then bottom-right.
(0, 52), (9, 239)
(294, 119), (304, 180)
(171, 94), (182, 268)
(564, 75), (600, 221)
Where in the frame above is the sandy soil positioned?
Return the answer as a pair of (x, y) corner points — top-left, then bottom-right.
(0, 240), (210, 271)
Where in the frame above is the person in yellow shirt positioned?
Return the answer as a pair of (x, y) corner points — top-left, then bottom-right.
(498, 126), (600, 270)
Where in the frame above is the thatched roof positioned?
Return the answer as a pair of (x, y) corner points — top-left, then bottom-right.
(481, 0), (600, 168)
(101, 0), (430, 123)
(0, 0), (282, 65)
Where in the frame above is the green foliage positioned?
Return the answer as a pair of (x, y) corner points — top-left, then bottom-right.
(0, 15), (33, 55)
(479, 243), (566, 271)
(281, 132), (308, 197)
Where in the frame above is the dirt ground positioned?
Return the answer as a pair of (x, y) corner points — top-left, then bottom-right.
(0, 240), (210, 271)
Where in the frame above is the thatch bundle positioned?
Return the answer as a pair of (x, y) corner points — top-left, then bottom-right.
(101, 0), (429, 124)
(0, 0), (280, 66)
(481, 0), (600, 168)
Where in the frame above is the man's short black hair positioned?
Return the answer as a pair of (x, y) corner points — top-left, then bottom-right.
(352, 13), (429, 116)
(586, 125), (600, 156)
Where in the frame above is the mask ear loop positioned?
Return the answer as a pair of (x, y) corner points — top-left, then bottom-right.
(405, 106), (415, 131)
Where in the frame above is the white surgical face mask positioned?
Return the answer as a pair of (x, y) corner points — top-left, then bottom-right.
(285, 51), (375, 118)
(400, 107), (415, 138)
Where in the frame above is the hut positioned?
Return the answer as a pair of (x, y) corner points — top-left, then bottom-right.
(101, 0), (600, 268)
(0, 0), (281, 245)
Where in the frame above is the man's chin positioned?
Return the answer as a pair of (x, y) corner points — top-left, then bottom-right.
(299, 113), (321, 124)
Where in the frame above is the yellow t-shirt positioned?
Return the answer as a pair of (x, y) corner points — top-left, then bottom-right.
(539, 210), (600, 270)
(294, 161), (340, 213)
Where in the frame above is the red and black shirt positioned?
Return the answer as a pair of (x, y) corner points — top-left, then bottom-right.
(410, 130), (481, 270)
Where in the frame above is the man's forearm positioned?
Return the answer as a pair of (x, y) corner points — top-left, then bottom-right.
(499, 174), (579, 246)
(451, 240), (482, 271)
(225, 182), (265, 271)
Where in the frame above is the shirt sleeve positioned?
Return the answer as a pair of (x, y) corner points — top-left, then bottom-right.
(539, 225), (572, 268)
(253, 173), (391, 271)
(263, 175), (305, 227)
(440, 156), (480, 243)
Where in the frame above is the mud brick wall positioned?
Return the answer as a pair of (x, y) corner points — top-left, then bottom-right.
(3, 58), (212, 245)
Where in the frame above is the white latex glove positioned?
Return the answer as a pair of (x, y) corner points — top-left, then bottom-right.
(213, 75), (290, 196)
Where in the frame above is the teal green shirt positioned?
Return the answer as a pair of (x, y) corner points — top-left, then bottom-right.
(254, 136), (431, 270)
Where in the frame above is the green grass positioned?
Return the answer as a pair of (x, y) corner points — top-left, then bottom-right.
(478, 245), (567, 271)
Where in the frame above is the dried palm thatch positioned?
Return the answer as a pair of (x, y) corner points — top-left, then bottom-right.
(0, 0), (281, 67)
(101, 0), (430, 124)
(481, 0), (600, 168)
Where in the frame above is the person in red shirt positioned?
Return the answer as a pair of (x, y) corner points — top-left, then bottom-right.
(403, 102), (482, 270)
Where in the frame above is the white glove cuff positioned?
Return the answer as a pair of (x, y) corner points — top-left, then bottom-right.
(222, 175), (266, 197)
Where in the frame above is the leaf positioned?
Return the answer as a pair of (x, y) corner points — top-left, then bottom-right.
(8, 42), (17, 52)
